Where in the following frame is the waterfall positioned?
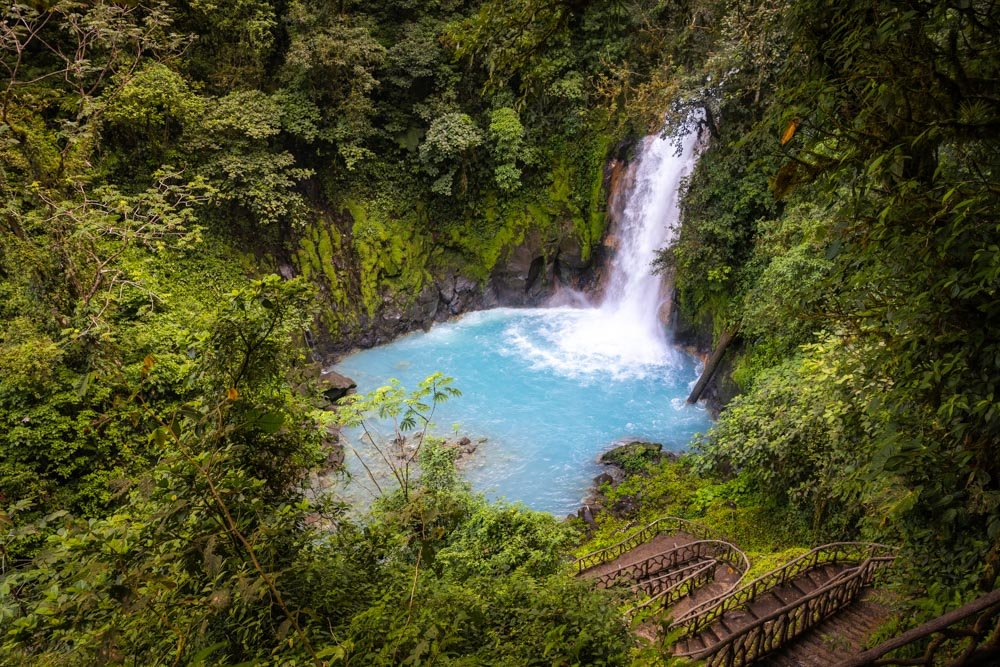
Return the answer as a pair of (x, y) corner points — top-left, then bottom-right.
(599, 121), (704, 351)
(500, 119), (704, 380)
(334, 119), (710, 512)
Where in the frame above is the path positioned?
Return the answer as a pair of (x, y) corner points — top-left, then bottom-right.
(575, 519), (897, 667)
(758, 590), (890, 667)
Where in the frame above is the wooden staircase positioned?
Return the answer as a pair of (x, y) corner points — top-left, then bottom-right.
(672, 562), (852, 656)
(759, 590), (889, 666)
(575, 519), (897, 667)
(672, 542), (896, 666)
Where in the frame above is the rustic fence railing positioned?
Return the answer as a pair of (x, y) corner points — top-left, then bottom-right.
(590, 539), (747, 590)
(574, 516), (718, 574)
(836, 587), (1000, 667)
(673, 542), (897, 636)
(626, 559), (719, 622)
(678, 556), (895, 667)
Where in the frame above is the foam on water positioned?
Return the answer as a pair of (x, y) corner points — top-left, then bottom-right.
(502, 308), (679, 382)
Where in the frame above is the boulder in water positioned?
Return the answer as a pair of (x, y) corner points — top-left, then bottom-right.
(593, 472), (616, 487)
(443, 435), (480, 463)
(599, 441), (664, 473)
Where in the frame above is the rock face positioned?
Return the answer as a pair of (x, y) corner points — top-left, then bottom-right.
(319, 219), (603, 355)
(319, 369), (357, 403)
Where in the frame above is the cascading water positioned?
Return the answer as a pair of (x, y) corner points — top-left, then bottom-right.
(332, 120), (709, 514)
(600, 125), (704, 347)
(508, 118), (704, 378)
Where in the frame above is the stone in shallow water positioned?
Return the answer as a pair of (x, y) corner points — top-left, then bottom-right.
(593, 472), (616, 487)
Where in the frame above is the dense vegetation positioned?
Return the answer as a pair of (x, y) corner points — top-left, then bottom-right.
(1, 0), (997, 664)
(659, 0), (1000, 613)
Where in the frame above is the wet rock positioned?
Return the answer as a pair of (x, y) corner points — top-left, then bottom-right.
(319, 369), (357, 403)
(443, 435), (480, 462)
(557, 234), (589, 272)
(593, 472), (616, 487)
(488, 229), (574, 305)
(414, 283), (440, 326)
(434, 272), (483, 317)
(324, 440), (345, 469)
(578, 504), (597, 527)
(599, 441), (664, 473)
(490, 235), (546, 304)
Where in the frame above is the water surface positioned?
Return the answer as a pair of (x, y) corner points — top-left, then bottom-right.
(334, 307), (709, 515)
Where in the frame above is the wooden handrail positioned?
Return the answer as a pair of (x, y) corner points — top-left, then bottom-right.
(574, 515), (720, 573)
(673, 542), (897, 635)
(626, 559), (719, 622)
(678, 557), (895, 665)
(836, 588), (1000, 667)
(589, 539), (749, 590)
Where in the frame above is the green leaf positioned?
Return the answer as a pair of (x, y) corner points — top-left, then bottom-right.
(257, 411), (284, 434)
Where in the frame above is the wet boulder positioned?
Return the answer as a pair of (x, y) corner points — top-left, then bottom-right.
(319, 369), (357, 403)
(599, 441), (664, 474)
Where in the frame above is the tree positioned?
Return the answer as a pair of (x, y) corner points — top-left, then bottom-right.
(337, 373), (461, 503)
(418, 112), (484, 196)
(488, 106), (529, 192)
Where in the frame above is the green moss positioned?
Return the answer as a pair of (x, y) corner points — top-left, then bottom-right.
(294, 217), (355, 336)
(577, 459), (810, 566)
(347, 199), (433, 318)
(585, 132), (614, 258)
(443, 195), (532, 280)
(599, 441), (663, 474)
(294, 121), (618, 338)
(543, 127), (613, 261)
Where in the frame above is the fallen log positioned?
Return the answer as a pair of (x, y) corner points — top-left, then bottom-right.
(686, 328), (737, 404)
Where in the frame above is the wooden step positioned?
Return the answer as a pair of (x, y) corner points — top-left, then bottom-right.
(754, 591), (891, 667)
(701, 624), (724, 645)
(682, 633), (707, 653)
(810, 568), (832, 585)
(789, 579), (811, 596)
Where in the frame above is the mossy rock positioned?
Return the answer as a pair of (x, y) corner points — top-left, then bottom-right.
(599, 441), (664, 474)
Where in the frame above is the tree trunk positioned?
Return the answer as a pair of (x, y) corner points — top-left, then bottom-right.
(836, 588), (1000, 667)
(686, 329), (737, 404)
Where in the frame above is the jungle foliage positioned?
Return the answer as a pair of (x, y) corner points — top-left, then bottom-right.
(0, 0), (681, 663)
(657, 0), (1000, 613)
(1, 0), (998, 663)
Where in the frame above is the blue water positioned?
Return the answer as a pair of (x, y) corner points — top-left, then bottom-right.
(333, 307), (710, 515)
